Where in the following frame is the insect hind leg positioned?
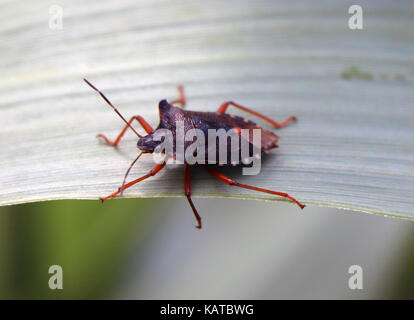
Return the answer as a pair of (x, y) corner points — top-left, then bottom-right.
(216, 101), (296, 129)
(205, 165), (305, 209)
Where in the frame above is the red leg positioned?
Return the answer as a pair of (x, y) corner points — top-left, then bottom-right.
(205, 165), (305, 209)
(97, 115), (154, 146)
(169, 85), (186, 107)
(184, 164), (202, 229)
(216, 101), (296, 129)
(101, 161), (166, 201)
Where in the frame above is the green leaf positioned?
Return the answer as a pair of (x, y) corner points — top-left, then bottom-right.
(1, 1), (413, 219)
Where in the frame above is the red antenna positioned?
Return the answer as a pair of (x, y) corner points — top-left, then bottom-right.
(84, 78), (142, 138)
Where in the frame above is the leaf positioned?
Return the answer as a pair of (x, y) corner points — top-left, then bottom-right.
(1, 1), (414, 219)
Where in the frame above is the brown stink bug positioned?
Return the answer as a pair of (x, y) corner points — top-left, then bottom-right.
(84, 79), (305, 229)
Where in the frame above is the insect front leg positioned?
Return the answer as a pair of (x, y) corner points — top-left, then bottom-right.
(100, 161), (166, 201)
(184, 164), (202, 229)
(97, 115), (154, 146)
(169, 85), (186, 107)
(216, 101), (296, 129)
(205, 165), (305, 209)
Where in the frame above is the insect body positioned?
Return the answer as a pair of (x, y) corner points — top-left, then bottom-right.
(84, 79), (305, 229)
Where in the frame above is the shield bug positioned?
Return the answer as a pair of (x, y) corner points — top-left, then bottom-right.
(84, 79), (305, 229)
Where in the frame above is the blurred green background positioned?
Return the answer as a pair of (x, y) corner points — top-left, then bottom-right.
(0, 199), (413, 299)
(0, 199), (153, 299)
